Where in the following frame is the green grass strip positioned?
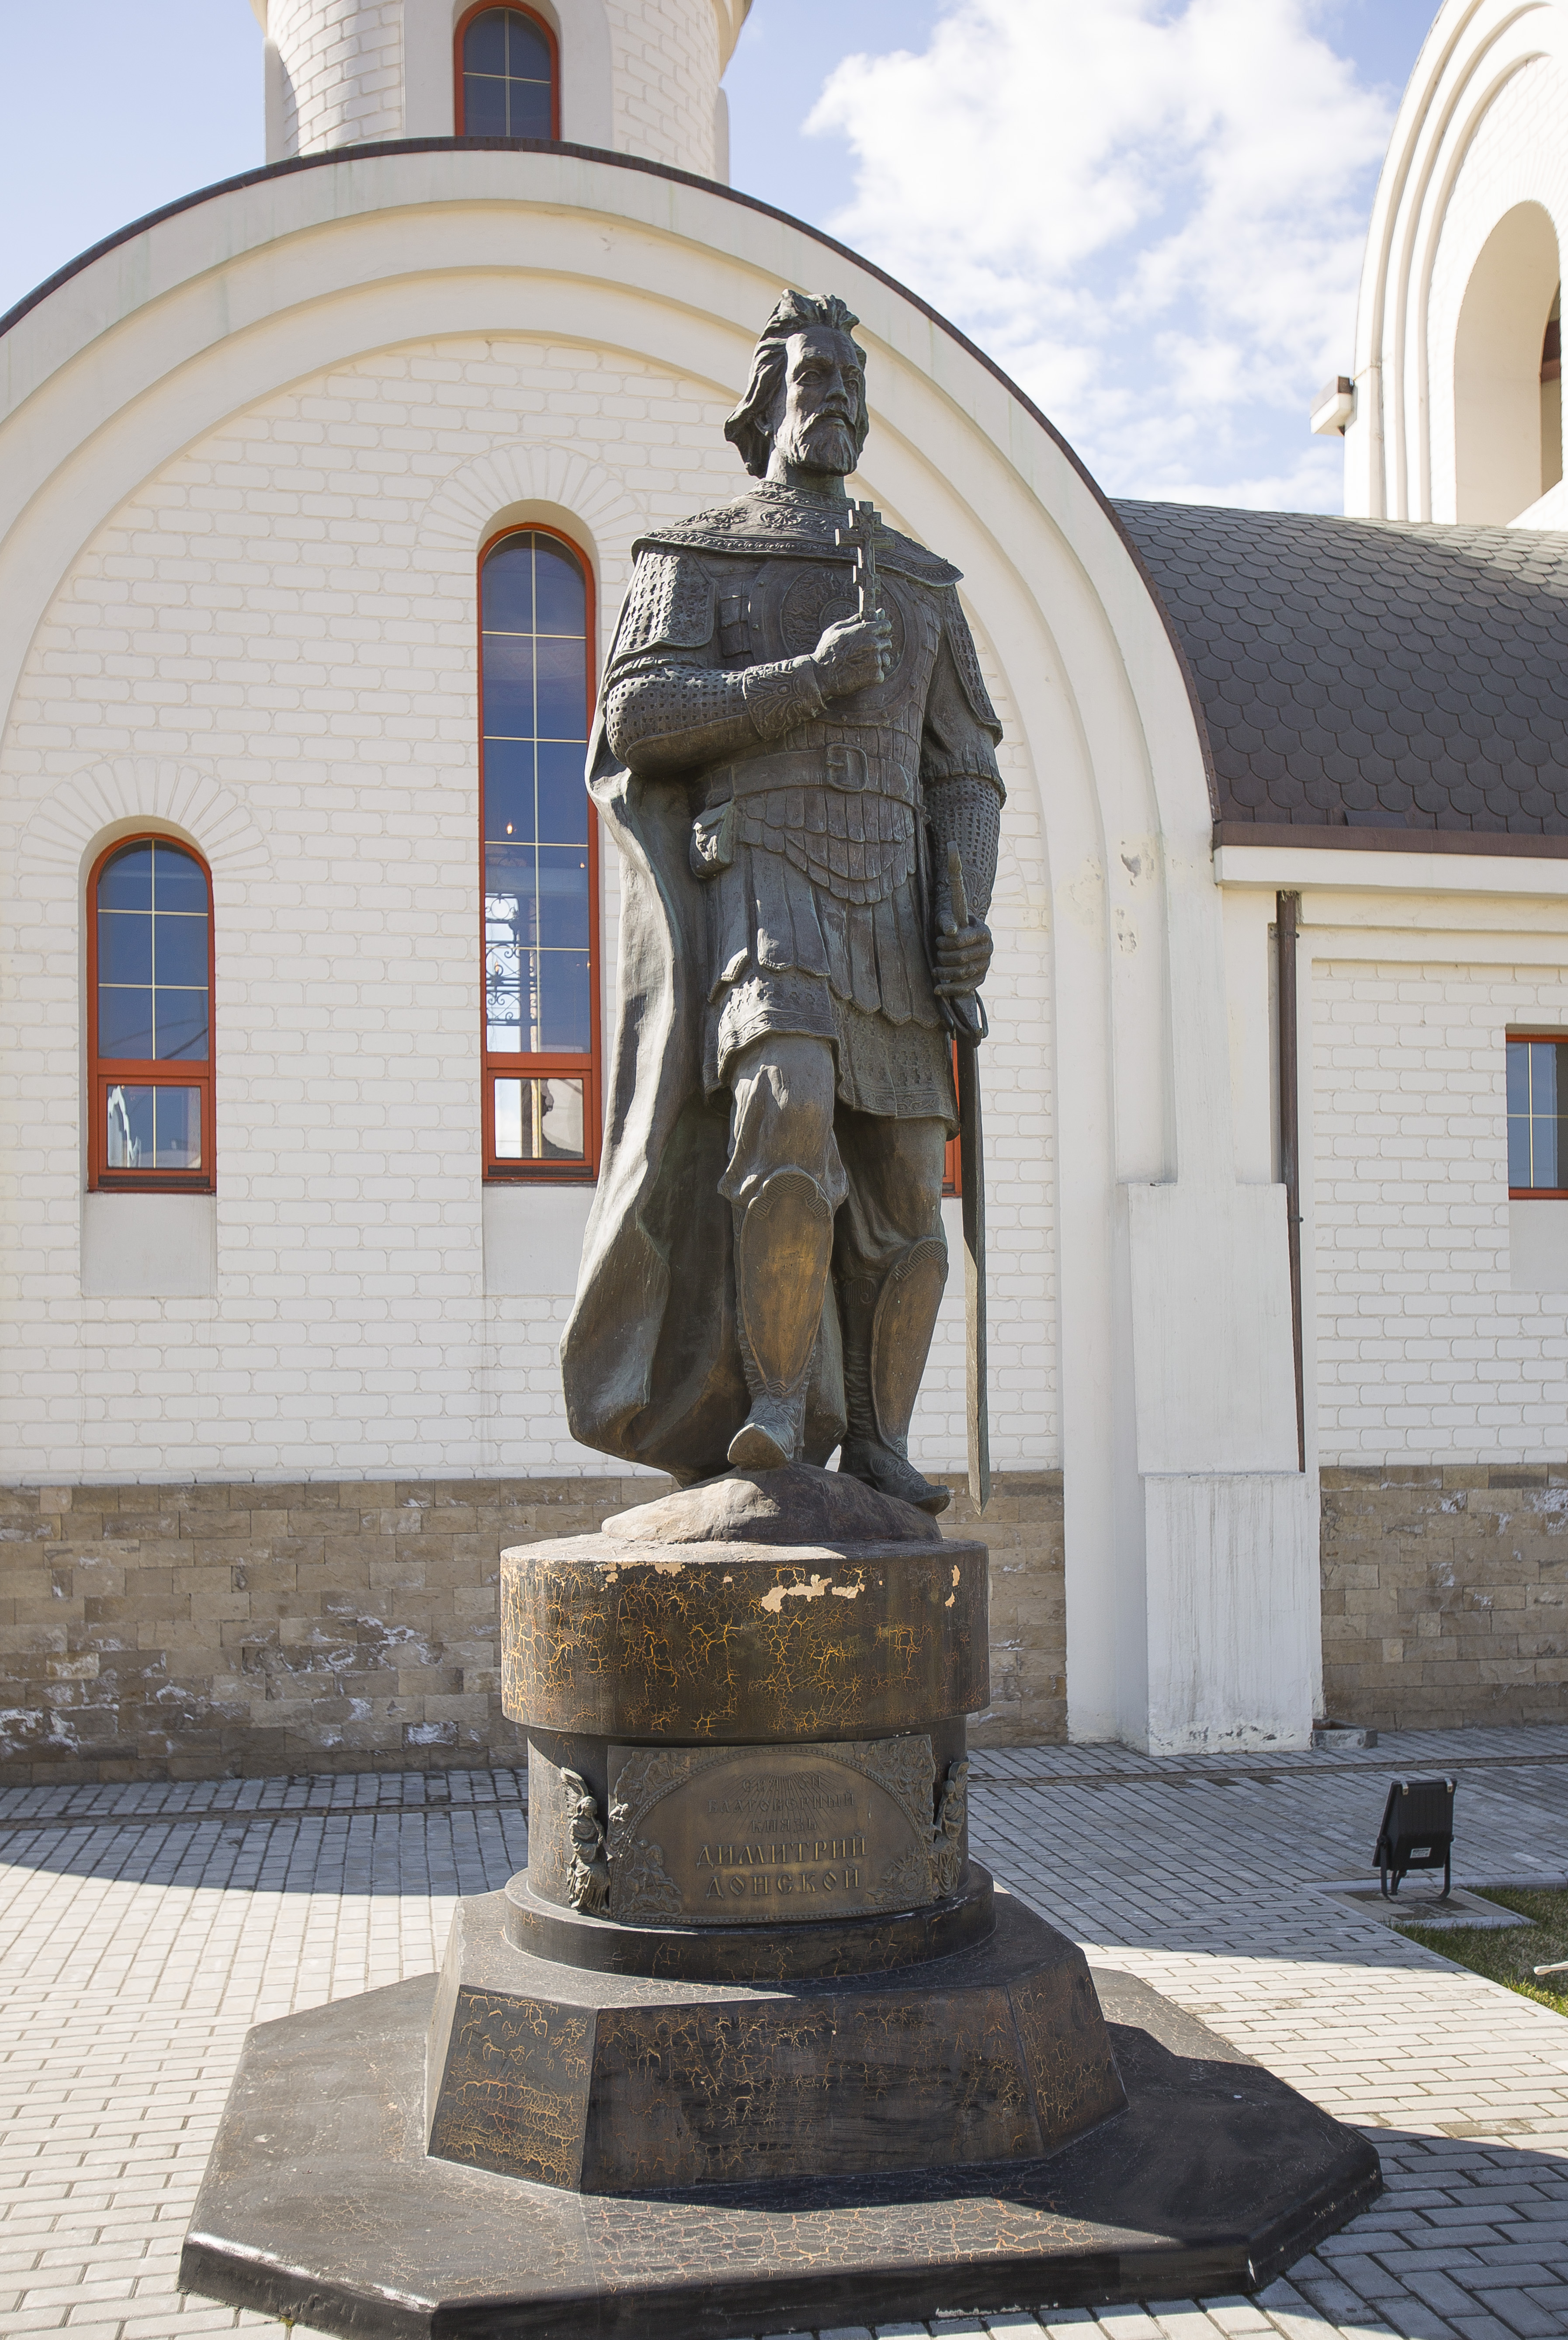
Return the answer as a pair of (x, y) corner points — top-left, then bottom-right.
(1395, 1886), (1568, 2018)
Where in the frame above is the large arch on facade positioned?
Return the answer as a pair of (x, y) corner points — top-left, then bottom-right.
(0, 141), (1303, 1750)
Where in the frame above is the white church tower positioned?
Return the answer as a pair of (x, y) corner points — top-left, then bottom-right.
(252, 0), (750, 180)
(1329, 0), (1568, 526)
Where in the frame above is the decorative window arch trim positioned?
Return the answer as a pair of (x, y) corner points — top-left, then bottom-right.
(454, 2), (561, 141)
(479, 520), (601, 1181)
(86, 830), (215, 1195)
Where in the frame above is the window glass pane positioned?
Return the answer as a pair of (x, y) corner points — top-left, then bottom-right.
(99, 909), (152, 986)
(105, 1084), (153, 1169)
(154, 989), (210, 1062)
(535, 634), (587, 739)
(1533, 1040), (1558, 1119)
(153, 914), (209, 989)
(1535, 1043), (1559, 1187)
(494, 1076), (585, 1163)
(97, 841), (153, 909)
(534, 537), (585, 635)
(507, 78), (553, 138)
(1508, 1039), (1530, 1114)
(485, 848), (528, 1047)
(105, 1085), (201, 1172)
(484, 739), (535, 842)
(504, 10), (552, 80)
(538, 845), (590, 948)
(481, 631), (534, 736)
(152, 843), (208, 912)
(537, 743), (589, 844)
(153, 1087), (202, 1169)
(99, 987), (155, 1060)
(463, 7), (507, 73)
(481, 538), (533, 633)
(535, 949), (592, 1051)
(1510, 1115), (1532, 1187)
(465, 73), (508, 135)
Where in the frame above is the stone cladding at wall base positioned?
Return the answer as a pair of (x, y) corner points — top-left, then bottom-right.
(0, 1472), (1064, 1784)
(1321, 1464), (1568, 1729)
(945, 1474), (1065, 1746)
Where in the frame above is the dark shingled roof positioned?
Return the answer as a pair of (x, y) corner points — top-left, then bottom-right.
(1115, 500), (1568, 851)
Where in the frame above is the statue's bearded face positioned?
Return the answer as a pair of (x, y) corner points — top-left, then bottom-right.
(770, 330), (864, 477)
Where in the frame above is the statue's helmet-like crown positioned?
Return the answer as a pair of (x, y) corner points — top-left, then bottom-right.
(724, 291), (870, 476)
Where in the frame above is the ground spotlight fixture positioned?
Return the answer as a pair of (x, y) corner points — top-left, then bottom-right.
(1374, 1776), (1455, 1900)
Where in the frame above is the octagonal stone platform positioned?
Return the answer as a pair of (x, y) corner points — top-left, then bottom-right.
(180, 1960), (1381, 2338)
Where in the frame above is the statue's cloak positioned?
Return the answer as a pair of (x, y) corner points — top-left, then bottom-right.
(559, 493), (963, 1484)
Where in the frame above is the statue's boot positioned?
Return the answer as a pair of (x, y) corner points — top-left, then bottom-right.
(727, 1169), (836, 1471)
(837, 1236), (951, 1514)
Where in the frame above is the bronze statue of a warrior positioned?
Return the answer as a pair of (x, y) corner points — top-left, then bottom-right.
(562, 291), (1003, 1514)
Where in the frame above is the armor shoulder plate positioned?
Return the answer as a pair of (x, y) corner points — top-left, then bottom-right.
(942, 587), (1001, 734)
(616, 549), (716, 660)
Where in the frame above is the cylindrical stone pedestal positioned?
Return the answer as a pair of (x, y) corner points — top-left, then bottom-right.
(423, 1466), (1127, 2192)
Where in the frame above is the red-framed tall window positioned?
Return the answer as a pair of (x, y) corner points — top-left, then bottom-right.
(480, 526), (600, 1180)
(1508, 1031), (1568, 1196)
(455, 3), (559, 138)
(87, 834), (214, 1192)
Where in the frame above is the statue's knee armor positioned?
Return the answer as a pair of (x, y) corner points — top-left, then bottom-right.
(839, 1235), (948, 1455)
(728, 1169), (836, 1469)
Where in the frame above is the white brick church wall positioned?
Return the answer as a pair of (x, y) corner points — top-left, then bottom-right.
(271, 0), (405, 153)
(1313, 954), (1568, 1464)
(0, 336), (1055, 1485)
(604, 0), (722, 175)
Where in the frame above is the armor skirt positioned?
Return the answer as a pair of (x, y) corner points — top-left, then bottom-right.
(701, 844), (957, 1125)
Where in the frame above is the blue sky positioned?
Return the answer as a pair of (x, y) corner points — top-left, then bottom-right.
(0, 0), (1441, 510)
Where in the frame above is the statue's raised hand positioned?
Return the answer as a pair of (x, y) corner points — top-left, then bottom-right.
(811, 609), (892, 698)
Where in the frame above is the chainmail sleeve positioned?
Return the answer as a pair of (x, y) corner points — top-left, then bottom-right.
(602, 546), (825, 776)
(921, 590), (1004, 920)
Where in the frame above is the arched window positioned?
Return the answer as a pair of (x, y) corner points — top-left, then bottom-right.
(479, 527), (598, 1177)
(1454, 202), (1562, 523)
(456, 5), (558, 139)
(87, 836), (213, 1190)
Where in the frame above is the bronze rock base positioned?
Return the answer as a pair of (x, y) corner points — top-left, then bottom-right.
(179, 1957), (1381, 2338)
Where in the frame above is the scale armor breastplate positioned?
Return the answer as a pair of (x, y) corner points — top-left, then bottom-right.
(722, 559), (939, 906)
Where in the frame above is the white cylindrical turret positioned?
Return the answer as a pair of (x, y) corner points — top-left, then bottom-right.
(253, 0), (750, 180)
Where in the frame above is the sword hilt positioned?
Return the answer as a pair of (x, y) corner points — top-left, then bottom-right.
(835, 498), (881, 620)
(942, 842), (987, 1044)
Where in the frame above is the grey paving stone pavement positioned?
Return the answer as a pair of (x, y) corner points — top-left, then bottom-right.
(3, 1728), (1568, 2336)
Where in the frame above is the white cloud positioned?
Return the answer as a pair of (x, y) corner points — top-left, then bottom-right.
(807, 0), (1394, 508)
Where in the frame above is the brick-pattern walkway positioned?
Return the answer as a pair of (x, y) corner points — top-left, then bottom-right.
(3, 1731), (1568, 2337)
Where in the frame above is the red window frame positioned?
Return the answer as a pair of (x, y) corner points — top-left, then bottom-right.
(1507, 1028), (1568, 1198)
(454, 1), (560, 139)
(87, 832), (215, 1194)
(943, 1040), (961, 1195)
(479, 523), (601, 1183)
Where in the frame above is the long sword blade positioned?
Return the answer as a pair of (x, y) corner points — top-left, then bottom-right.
(956, 1033), (989, 1510)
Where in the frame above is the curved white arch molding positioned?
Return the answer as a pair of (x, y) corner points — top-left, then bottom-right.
(1345, 0), (1568, 518)
(21, 760), (270, 886)
(0, 144), (1305, 1753)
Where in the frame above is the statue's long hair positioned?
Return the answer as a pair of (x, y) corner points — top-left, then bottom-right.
(723, 291), (870, 477)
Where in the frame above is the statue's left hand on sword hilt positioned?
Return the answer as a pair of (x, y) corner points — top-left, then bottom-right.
(936, 841), (990, 1044)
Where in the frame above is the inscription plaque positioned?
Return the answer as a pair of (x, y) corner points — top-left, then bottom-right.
(606, 1736), (938, 1925)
